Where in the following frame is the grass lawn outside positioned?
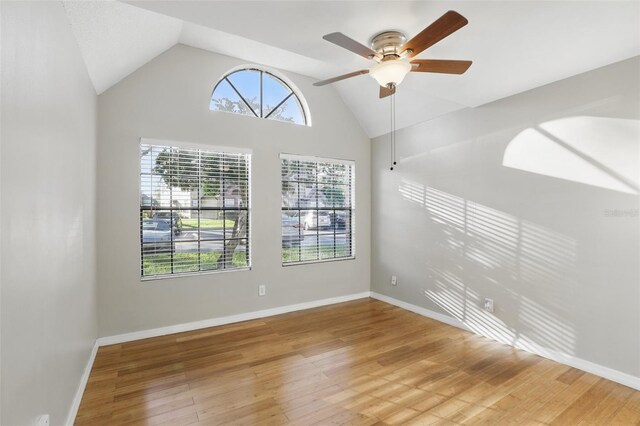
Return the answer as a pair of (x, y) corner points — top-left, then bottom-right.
(143, 243), (349, 275)
(181, 218), (235, 229)
(143, 251), (247, 276)
(282, 244), (350, 263)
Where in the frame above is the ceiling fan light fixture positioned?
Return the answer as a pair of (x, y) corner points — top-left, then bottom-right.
(369, 60), (412, 87)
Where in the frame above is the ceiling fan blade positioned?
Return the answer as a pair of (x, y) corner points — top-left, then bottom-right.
(410, 59), (472, 74)
(323, 32), (379, 59)
(403, 11), (468, 58)
(313, 70), (369, 86)
(379, 85), (396, 98)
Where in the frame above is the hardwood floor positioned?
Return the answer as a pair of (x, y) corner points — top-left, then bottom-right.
(76, 299), (640, 425)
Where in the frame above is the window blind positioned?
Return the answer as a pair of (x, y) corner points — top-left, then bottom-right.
(140, 143), (250, 278)
(280, 154), (355, 264)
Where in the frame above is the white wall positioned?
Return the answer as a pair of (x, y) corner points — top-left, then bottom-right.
(1, 2), (98, 425)
(372, 57), (640, 378)
(97, 44), (371, 337)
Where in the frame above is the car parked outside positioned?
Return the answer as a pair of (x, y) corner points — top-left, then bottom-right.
(330, 211), (348, 230)
(282, 213), (304, 247)
(152, 211), (182, 235)
(142, 219), (175, 253)
(302, 210), (331, 230)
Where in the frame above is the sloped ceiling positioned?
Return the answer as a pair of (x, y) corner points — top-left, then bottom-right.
(65, 1), (640, 137)
(63, 1), (183, 94)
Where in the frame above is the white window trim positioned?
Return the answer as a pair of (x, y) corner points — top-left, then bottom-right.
(139, 138), (253, 280)
(280, 153), (355, 167)
(279, 153), (356, 266)
(211, 64), (312, 127)
(141, 137), (253, 155)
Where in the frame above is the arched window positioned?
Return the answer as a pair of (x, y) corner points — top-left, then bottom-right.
(210, 67), (309, 126)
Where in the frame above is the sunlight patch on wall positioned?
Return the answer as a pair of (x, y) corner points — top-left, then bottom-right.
(503, 116), (640, 194)
(396, 180), (579, 356)
(398, 177), (426, 207)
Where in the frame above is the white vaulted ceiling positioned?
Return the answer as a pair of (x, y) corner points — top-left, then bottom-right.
(63, 1), (183, 94)
(64, 1), (640, 137)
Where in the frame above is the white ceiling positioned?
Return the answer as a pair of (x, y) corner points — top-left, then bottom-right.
(65, 1), (640, 137)
(63, 1), (183, 94)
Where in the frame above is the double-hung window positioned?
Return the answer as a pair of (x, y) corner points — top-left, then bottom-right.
(280, 154), (355, 265)
(140, 141), (250, 278)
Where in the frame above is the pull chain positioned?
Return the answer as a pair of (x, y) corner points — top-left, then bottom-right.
(390, 88), (393, 171)
(390, 85), (397, 171)
(393, 91), (397, 167)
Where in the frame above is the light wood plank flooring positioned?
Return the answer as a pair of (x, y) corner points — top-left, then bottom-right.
(76, 299), (640, 425)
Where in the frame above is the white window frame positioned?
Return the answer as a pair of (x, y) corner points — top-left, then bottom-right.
(139, 138), (252, 280)
(210, 65), (312, 127)
(280, 153), (356, 266)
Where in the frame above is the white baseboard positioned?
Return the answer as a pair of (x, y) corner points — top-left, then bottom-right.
(370, 291), (640, 391)
(67, 292), (370, 424)
(97, 291), (371, 346)
(69, 289), (639, 426)
(65, 341), (99, 426)
(370, 291), (472, 332)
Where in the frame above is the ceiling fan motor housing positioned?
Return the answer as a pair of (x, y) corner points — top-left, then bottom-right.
(370, 31), (407, 58)
(314, 10), (470, 88)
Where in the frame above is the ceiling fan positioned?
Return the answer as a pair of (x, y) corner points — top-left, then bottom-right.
(313, 10), (472, 98)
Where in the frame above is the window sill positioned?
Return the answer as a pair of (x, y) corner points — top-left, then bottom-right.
(141, 266), (251, 282)
(282, 257), (355, 267)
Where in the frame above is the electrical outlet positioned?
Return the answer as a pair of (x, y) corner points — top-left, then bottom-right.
(258, 285), (266, 296)
(484, 298), (494, 313)
(36, 415), (50, 426)
(391, 275), (398, 286)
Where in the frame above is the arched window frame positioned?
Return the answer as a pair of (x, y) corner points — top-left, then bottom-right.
(210, 65), (312, 127)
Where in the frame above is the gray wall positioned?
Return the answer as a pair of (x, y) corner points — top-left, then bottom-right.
(97, 44), (371, 337)
(372, 57), (640, 377)
(1, 2), (98, 425)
